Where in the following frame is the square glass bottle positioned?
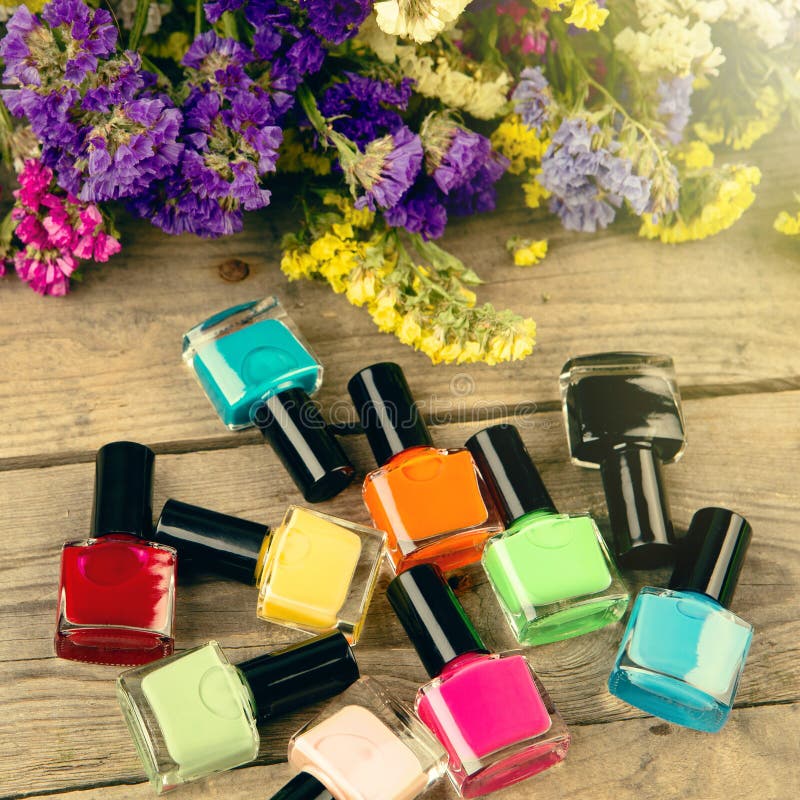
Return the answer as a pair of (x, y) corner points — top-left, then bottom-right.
(184, 297), (354, 502)
(281, 676), (448, 800)
(348, 363), (502, 573)
(559, 352), (686, 568)
(183, 296), (321, 430)
(117, 632), (359, 793)
(155, 500), (385, 643)
(609, 508), (753, 732)
(387, 565), (570, 798)
(467, 425), (628, 645)
(55, 442), (177, 666)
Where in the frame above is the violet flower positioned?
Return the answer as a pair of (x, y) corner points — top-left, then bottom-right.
(512, 67), (551, 135)
(657, 76), (694, 145)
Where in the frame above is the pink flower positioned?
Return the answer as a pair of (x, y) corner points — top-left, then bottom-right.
(14, 249), (77, 296)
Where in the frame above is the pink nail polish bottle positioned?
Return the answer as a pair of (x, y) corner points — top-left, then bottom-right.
(387, 564), (570, 798)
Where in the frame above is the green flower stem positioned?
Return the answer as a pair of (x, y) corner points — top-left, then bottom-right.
(296, 84), (334, 144)
(195, 0), (204, 38)
(128, 0), (152, 51)
(0, 100), (13, 166)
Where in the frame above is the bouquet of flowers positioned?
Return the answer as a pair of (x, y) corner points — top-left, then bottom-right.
(0, 1), (798, 364)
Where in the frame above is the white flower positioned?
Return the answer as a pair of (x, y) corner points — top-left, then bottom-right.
(374, 0), (471, 44)
(356, 12), (402, 63)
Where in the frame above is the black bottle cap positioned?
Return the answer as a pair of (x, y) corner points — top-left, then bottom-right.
(599, 444), (676, 568)
(237, 631), (359, 723)
(465, 424), (557, 525)
(154, 499), (268, 583)
(347, 362), (433, 467)
(386, 564), (488, 678)
(669, 507), (752, 608)
(91, 441), (155, 538)
(269, 773), (334, 800)
(253, 388), (355, 503)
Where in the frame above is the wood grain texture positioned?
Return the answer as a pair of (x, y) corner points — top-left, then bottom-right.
(2, 702), (797, 800)
(1, 129), (799, 465)
(1, 392), (797, 797)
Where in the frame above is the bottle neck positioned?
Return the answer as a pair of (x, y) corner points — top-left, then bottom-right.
(599, 442), (675, 567)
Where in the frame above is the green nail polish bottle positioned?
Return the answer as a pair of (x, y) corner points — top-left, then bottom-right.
(467, 425), (629, 646)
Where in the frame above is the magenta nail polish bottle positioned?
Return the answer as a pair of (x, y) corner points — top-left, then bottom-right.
(387, 565), (570, 798)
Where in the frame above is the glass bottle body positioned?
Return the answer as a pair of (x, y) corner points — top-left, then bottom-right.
(55, 533), (177, 665)
(183, 297), (321, 429)
(482, 511), (628, 645)
(363, 446), (503, 573)
(415, 652), (569, 798)
(559, 352), (686, 468)
(608, 587), (753, 732)
(255, 507), (385, 644)
(289, 677), (447, 800)
(117, 641), (260, 793)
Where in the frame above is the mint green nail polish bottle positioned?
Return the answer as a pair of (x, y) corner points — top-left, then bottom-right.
(467, 425), (629, 646)
(117, 633), (358, 793)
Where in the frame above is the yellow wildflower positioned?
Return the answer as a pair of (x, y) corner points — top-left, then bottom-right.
(332, 222), (355, 241)
(774, 210), (800, 236)
(371, 304), (403, 332)
(309, 232), (343, 262)
(565, 0), (609, 31)
(491, 115), (550, 175)
(459, 287), (477, 307)
(511, 239), (549, 267)
(346, 269), (379, 305)
(397, 314), (423, 346)
(438, 341), (463, 363)
(522, 171), (551, 209)
(417, 329), (447, 363)
(640, 165), (761, 243)
(280, 248), (317, 280)
(676, 141), (715, 170)
(693, 123), (725, 146)
(457, 341), (483, 364)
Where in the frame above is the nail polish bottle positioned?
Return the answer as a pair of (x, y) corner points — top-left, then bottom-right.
(559, 352), (686, 568)
(184, 297), (354, 502)
(55, 442), (177, 666)
(348, 363), (502, 573)
(387, 565), (570, 798)
(117, 631), (359, 793)
(466, 424), (628, 645)
(608, 507), (753, 732)
(269, 676), (448, 800)
(155, 500), (385, 643)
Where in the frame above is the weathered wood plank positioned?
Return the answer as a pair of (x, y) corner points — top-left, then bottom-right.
(3, 702), (796, 800)
(1, 130), (799, 465)
(0, 392), (797, 796)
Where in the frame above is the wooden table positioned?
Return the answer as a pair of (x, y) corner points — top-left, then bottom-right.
(1, 127), (798, 800)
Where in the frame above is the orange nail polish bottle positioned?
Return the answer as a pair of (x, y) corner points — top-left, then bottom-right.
(348, 363), (503, 573)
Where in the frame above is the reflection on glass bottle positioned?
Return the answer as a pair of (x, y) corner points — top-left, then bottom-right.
(55, 442), (177, 666)
(467, 425), (628, 645)
(559, 352), (686, 568)
(117, 633), (359, 793)
(609, 508), (753, 732)
(155, 499), (385, 643)
(388, 565), (570, 798)
(348, 363), (502, 573)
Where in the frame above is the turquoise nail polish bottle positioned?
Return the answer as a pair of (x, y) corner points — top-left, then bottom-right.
(609, 507), (753, 732)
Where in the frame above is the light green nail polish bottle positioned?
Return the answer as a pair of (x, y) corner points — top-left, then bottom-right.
(117, 633), (359, 793)
(467, 425), (629, 646)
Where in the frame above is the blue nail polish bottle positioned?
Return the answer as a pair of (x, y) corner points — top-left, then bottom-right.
(608, 507), (753, 732)
(183, 297), (321, 430)
(183, 297), (353, 502)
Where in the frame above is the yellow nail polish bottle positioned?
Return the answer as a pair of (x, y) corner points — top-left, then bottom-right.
(155, 500), (385, 644)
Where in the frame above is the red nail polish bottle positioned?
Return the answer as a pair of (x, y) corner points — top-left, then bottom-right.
(55, 442), (177, 665)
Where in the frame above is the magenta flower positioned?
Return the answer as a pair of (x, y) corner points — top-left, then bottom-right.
(9, 158), (122, 295)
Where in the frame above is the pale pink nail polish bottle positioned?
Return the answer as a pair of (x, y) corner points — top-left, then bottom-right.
(387, 564), (570, 798)
(272, 677), (447, 800)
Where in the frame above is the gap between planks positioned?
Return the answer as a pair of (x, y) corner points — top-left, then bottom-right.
(1, 374), (798, 473)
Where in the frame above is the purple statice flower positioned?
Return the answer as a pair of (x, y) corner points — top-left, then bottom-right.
(0, 6), (42, 86)
(299, 0), (371, 44)
(183, 31), (254, 72)
(446, 151), (509, 216)
(657, 75), (694, 145)
(285, 32), (326, 75)
(320, 74), (414, 147)
(43, 0), (117, 83)
(512, 67), (551, 134)
(538, 118), (651, 233)
(82, 51), (148, 111)
(204, 0), (246, 23)
(384, 178), (448, 240)
(340, 125), (423, 211)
